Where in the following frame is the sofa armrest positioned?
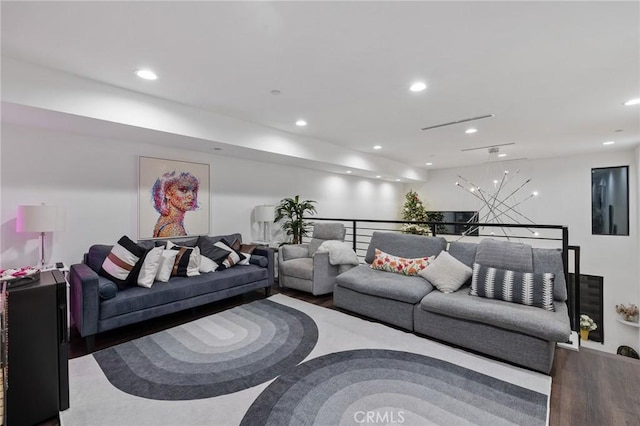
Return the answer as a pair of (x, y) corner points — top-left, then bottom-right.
(311, 251), (341, 295)
(280, 244), (309, 261)
(69, 263), (100, 337)
(253, 247), (275, 287)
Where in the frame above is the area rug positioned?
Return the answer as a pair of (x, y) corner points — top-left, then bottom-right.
(61, 294), (551, 426)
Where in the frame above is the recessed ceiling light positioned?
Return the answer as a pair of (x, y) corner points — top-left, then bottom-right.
(270, 89), (281, 95)
(373, 145), (382, 150)
(603, 141), (615, 145)
(465, 128), (477, 134)
(346, 170), (352, 174)
(498, 153), (507, 157)
(376, 175), (381, 178)
(623, 98), (640, 106)
(409, 81), (427, 92)
(296, 120), (307, 126)
(395, 179), (401, 182)
(135, 69), (158, 80)
(425, 162), (433, 166)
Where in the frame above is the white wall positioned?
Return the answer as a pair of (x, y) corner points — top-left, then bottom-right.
(0, 123), (404, 268)
(418, 150), (639, 354)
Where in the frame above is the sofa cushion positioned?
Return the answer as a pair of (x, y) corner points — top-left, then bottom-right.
(336, 265), (434, 304)
(280, 257), (313, 280)
(419, 290), (571, 341)
(475, 238), (533, 272)
(156, 250), (180, 282)
(364, 232), (447, 264)
(447, 241), (478, 268)
(470, 263), (555, 311)
(419, 251), (472, 293)
(533, 248), (567, 301)
(99, 265), (269, 320)
(99, 236), (148, 290)
(370, 248), (434, 276)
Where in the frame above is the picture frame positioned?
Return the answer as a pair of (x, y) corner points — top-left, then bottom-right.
(138, 156), (210, 240)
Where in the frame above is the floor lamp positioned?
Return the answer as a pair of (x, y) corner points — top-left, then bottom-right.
(16, 204), (64, 269)
(255, 205), (274, 243)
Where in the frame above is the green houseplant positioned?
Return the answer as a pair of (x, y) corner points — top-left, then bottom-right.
(274, 195), (317, 244)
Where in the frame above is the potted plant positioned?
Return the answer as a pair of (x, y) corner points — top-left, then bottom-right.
(579, 314), (597, 341)
(615, 303), (639, 322)
(274, 195), (317, 244)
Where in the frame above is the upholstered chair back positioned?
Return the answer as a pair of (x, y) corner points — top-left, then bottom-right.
(308, 223), (347, 256)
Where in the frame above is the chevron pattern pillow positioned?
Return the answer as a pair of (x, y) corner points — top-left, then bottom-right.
(470, 263), (555, 311)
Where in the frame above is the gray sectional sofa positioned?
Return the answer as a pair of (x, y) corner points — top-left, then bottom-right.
(69, 233), (273, 351)
(334, 232), (571, 373)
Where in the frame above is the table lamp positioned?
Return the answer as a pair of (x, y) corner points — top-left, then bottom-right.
(255, 205), (274, 243)
(16, 204), (65, 269)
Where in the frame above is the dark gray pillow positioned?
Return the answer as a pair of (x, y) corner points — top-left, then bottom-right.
(97, 276), (118, 300)
(87, 245), (112, 273)
(470, 263), (555, 311)
(249, 255), (268, 268)
(198, 237), (231, 264)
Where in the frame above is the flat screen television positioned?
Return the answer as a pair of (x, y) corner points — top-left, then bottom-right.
(428, 211), (479, 236)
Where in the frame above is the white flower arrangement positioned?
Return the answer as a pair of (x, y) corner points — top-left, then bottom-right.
(580, 314), (597, 331)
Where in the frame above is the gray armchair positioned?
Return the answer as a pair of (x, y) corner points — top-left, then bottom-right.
(278, 223), (347, 295)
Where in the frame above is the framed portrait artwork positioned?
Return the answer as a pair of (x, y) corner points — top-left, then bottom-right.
(138, 156), (210, 240)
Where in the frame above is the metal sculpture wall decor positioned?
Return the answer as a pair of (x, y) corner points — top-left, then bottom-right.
(455, 147), (538, 239)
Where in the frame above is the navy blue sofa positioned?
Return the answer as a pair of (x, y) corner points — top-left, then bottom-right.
(69, 233), (274, 352)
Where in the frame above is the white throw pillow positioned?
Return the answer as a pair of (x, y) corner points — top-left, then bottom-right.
(137, 246), (164, 288)
(156, 250), (180, 282)
(199, 255), (218, 273)
(419, 250), (472, 293)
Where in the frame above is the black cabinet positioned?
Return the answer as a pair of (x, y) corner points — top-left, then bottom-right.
(6, 270), (69, 425)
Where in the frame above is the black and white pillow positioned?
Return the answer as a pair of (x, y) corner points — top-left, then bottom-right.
(470, 263), (555, 311)
(166, 241), (201, 277)
(99, 235), (147, 289)
(214, 239), (244, 270)
(231, 240), (257, 265)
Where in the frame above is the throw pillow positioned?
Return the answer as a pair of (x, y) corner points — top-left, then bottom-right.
(231, 240), (257, 265)
(198, 237), (232, 264)
(199, 255), (218, 273)
(137, 246), (164, 288)
(370, 248), (435, 276)
(99, 235), (147, 290)
(470, 263), (555, 311)
(156, 250), (180, 282)
(419, 251), (472, 293)
(165, 241), (201, 277)
(171, 246), (201, 277)
(215, 239), (243, 270)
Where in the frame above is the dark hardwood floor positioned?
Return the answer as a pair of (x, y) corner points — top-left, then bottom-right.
(56, 286), (639, 426)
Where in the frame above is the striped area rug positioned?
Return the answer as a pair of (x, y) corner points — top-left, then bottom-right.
(61, 294), (550, 426)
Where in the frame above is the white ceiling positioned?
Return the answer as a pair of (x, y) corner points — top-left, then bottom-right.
(1, 1), (639, 171)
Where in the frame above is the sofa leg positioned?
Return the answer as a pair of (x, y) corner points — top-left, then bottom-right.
(265, 287), (271, 298)
(85, 334), (96, 353)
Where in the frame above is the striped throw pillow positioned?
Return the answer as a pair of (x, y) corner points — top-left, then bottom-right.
(470, 263), (555, 311)
(100, 236), (147, 289)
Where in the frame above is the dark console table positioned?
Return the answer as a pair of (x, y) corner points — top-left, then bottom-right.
(6, 270), (69, 425)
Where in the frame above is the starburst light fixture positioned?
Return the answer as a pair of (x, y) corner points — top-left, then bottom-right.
(455, 147), (538, 239)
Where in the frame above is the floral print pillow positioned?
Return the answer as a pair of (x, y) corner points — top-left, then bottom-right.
(370, 248), (435, 276)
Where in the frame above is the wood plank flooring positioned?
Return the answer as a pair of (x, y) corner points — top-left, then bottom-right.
(58, 287), (639, 426)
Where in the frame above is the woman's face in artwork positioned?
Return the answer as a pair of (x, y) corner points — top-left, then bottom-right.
(166, 177), (198, 212)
